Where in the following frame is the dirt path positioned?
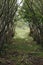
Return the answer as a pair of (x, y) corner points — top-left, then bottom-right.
(0, 53), (43, 65)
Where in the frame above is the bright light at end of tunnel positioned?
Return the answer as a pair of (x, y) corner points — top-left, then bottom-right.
(17, 0), (23, 6)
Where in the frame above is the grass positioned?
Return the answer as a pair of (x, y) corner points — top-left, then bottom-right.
(3, 37), (43, 56)
(1, 37), (43, 65)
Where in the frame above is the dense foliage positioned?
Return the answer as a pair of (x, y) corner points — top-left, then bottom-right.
(0, 0), (43, 65)
(20, 0), (43, 46)
(0, 0), (18, 51)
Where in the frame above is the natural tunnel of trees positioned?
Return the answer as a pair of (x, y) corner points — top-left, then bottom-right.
(0, 0), (43, 65)
(0, 0), (43, 54)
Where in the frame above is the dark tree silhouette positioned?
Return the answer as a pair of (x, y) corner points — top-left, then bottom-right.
(0, 0), (18, 52)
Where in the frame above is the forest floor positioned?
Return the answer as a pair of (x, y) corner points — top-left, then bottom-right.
(0, 38), (43, 65)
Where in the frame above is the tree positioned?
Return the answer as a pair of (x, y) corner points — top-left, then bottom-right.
(20, 0), (43, 46)
(0, 0), (18, 52)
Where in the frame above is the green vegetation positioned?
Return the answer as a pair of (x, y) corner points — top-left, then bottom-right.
(2, 37), (43, 65)
(0, 0), (43, 65)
